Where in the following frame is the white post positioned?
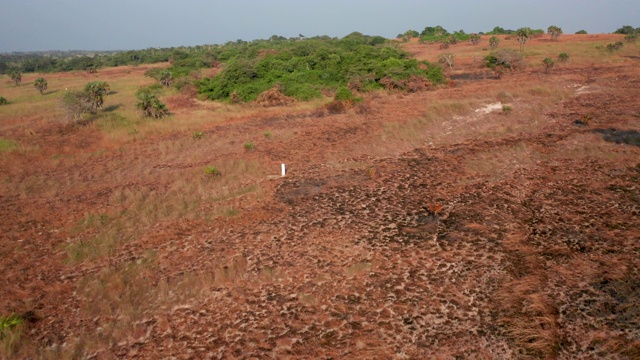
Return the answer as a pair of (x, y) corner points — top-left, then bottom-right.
(281, 163), (286, 177)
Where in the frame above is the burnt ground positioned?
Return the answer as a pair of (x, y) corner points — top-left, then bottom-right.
(1, 42), (639, 359)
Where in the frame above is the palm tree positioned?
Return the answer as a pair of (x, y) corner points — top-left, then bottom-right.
(34, 77), (48, 95)
(136, 92), (169, 118)
(83, 81), (110, 111)
(10, 71), (22, 86)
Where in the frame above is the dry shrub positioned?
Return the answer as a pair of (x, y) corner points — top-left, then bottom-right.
(325, 100), (347, 114)
(256, 86), (295, 107)
(380, 76), (431, 93)
(178, 83), (198, 97)
(499, 50), (524, 69)
(355, 99), (375, 115)
(405, 75), (431, 93)
(380, 76), (404, 91)
(348, 78), (363, 92)
(230, 92), (242, 104)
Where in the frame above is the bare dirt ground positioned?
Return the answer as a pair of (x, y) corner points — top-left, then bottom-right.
(1, 35), (639, 358)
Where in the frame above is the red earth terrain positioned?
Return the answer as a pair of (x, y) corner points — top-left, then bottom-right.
(1, 34), (639, 358)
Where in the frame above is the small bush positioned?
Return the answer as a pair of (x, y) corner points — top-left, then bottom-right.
(606, 42), (624, 51)
(244, 142), (255, 151)
(558, 53), (570, 62)
(334, 86), (357, 102)
(543, 58), (555, 73)
(192, 131), (204, 139)
(489, 36), (500, 49)
(0, 96), (7, 105)
(625, 34), (637, 43)
(502, 105), (512, 115)
(204, 166), (221, 176)
(263, 131), (272, 139)
(325, 100), (347, 114)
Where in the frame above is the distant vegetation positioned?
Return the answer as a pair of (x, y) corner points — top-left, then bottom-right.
(614, 25), (640, 34)
(2, 24), (637, 108)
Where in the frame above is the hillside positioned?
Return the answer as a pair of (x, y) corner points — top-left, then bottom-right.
(1, 34), (639, 358)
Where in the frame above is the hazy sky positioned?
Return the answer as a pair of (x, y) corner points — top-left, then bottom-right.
(1, 0), (638, 52)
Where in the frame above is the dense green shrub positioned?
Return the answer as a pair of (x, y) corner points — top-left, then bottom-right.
(0, 96), (7, 105)
(197, 36), (444, 102)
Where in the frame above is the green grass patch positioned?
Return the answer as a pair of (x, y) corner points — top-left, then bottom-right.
(0, 139), (18, 152)
(0, 314), (24, 338)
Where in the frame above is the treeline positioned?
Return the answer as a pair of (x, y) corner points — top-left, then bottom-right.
(397, 24), (640, 43)
(0, 48), (174, 74)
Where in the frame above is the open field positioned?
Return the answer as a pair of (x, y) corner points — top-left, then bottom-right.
(1, 34), (639, 358)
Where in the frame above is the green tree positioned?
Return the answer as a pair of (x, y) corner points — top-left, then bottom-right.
(575, 30), (588, 34)
(421, 25), (448, 37)
(547, 25), (563, 40)
(404, 29), (420, 38)
(516, 27), (533, 52)
(489, 36), (500, 49)
(614, 25), (636, 34)
(33, 77), (48, 94)
(9, 71), (22, 86)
